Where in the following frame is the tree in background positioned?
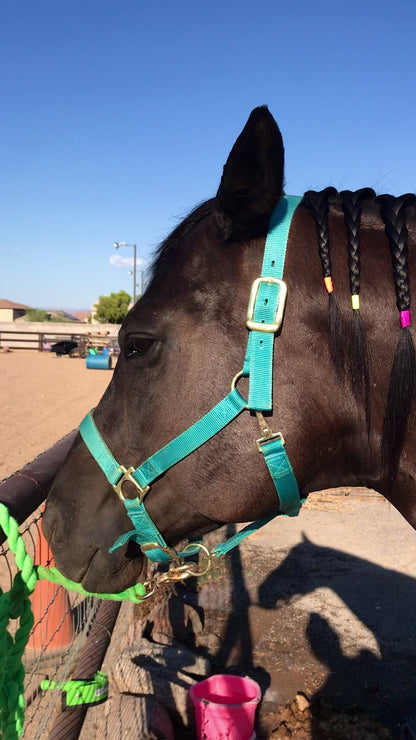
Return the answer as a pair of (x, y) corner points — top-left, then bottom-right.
(25, 309), (50, 321)
(95, 290), (132, 324)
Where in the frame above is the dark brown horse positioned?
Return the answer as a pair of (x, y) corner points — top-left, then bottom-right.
(43, 106), (416, 594)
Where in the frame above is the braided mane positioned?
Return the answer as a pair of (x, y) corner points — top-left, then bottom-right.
(300, 188), (416, 484)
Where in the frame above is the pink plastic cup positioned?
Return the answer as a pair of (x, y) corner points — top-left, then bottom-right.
(189, 674), (261, 740)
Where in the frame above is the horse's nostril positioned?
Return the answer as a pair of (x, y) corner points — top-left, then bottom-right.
(42, 522), (64, 552)
(42, 504), (66, 548)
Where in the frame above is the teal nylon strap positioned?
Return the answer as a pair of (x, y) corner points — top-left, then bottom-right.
(106, 437), (301, 559)
(109, 500), (205, 563)
(258, 435), (301, 516)
(80, 389), (247, 561)
(109, 499), (171, 562)
(245, 195), (302, 411)
(212, 491), (307, 558)
(80, 412), (123, 486)
(212, 516), (276, 557)
(132, 388), (247, 489)
(80, 388), (247, 490)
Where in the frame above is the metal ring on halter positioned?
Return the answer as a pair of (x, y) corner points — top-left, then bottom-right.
(231, 370), (244, 391)
(181, 542), (212, 578)
(141, 542), (213, 598)
(231, 370), (248, 409)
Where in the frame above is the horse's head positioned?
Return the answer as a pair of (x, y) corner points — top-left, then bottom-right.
(43, 107), (299, 593)
(43, 105), (416, 595)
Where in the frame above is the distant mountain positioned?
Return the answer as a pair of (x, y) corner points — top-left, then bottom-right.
(44, 307), (91, 315)
(25, 308), (92, 322)
(48, 310), (79, 321)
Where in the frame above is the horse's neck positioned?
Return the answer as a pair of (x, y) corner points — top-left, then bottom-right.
(279, 206), (416, 529)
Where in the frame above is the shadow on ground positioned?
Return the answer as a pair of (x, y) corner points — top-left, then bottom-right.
(175, 522), (416, 739)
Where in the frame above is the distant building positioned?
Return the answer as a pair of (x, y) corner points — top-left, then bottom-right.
(74, 312), (91, 323)
(90, 301), (99, 324)
(0, 299), (32, 322)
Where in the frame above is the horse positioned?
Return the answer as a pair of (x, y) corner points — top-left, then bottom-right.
(43, 106), (416, 596)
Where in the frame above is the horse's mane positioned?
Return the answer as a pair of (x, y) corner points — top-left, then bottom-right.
(301, 188), (416, 484)
(149, 199), (216, 283)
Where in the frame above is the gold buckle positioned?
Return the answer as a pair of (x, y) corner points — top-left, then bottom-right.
(112, 465), (150, 502)
(256, 431), (285, 453)
(246, 277), (287, 333)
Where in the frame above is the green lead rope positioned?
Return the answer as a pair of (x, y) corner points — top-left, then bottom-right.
(0, 505), (37, 740)
(0, 503), (145, 740)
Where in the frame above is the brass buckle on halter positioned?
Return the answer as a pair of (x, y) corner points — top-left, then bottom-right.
(112, 466), (150, 503)
(256, 431), (285, 453)
(255, 411), (285, 452)
(246, 277), (287, 333)
(140, 543), (213, 599)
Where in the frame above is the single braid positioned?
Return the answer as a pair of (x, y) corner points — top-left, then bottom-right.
(302, 187), (344, 374)
(302, 187), (337, 277)
(376, 193), (416, 482)
(378, 194), (416, 312)
(341, 188), (375, 295)
(340, 188), (375, 434)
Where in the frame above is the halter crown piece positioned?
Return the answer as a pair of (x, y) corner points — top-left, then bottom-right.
(79, 195), (303, 567)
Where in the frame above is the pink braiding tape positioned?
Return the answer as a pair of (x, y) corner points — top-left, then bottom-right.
(400, 310), (411, 328)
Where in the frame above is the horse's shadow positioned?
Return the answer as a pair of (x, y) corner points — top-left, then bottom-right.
(257, 535), (416, 735)
(182, 528), (416, 736)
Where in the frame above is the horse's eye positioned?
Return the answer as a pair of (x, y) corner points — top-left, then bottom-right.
(125, 337), (155, 359)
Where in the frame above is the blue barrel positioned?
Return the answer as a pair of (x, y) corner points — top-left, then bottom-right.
(86, 353), (111, 369)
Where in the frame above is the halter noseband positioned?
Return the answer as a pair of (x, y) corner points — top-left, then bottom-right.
(79, 196), (303, 568)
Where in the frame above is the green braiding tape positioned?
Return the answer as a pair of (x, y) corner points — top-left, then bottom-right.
(40, 670), (108, 709)
(0, 503), (146, 739)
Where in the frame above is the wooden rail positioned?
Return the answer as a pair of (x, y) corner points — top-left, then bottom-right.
(0, 431), (77, 536)
(0, 330), (81, 352)
(0, 330), (118, 355)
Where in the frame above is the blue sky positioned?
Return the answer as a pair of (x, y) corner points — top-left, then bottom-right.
(1, 1), (415, 309)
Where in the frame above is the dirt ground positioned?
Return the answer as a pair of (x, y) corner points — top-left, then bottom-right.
(2, 350), (416, 738)
(191, 494), (416, 738)
(0, 350), (112, 481)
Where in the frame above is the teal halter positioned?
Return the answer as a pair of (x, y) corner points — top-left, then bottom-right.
(79, 196), (303, 564)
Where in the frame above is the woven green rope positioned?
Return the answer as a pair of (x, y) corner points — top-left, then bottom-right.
(0, 502), (146, 739)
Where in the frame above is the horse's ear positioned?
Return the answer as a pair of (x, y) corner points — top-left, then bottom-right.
(216, 106), (284, 240)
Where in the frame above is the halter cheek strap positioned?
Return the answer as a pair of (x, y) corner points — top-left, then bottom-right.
(80, 390), (248, 562)
(79, 195), (303, 563)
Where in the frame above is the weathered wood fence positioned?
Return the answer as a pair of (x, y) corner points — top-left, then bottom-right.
(0, 322), (120, 354)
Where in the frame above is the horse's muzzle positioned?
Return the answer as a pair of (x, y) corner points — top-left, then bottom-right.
(42, 500), (145, 594)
